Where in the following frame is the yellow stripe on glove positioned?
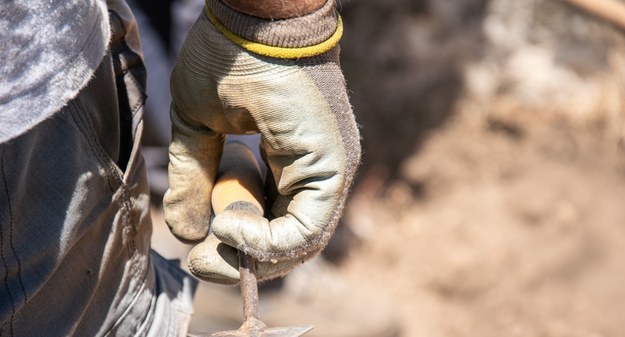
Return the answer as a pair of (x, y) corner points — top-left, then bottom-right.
(204, 6), (343, 59)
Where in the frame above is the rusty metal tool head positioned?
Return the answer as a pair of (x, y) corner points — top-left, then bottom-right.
(189, 141), (313, 337)
(193, 251), (312, 337)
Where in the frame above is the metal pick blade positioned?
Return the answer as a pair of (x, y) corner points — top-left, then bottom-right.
(189, 324), (313, 337)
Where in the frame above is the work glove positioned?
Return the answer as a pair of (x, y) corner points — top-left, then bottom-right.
(163, 0), (361, 284)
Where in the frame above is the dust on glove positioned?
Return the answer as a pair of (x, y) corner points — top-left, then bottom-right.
(163, 0), (361, 283)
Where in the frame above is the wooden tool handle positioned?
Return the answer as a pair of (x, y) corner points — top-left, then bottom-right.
(212, 141), (267, 327)
(211, 142), (265, 215)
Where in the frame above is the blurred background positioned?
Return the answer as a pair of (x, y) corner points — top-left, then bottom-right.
(135, 0), (625, 336)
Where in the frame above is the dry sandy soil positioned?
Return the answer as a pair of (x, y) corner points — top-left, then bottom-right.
(334, 1), (625, 335)
(342, 110), (625, 337)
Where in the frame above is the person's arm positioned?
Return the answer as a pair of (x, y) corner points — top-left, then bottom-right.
(222, 0), (326, 19)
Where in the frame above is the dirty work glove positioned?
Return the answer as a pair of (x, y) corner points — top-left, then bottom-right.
(163, 0), (361, 283)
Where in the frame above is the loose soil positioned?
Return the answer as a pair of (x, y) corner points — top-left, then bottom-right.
(342, 110), (625, 337)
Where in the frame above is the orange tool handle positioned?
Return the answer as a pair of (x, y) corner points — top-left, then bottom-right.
(211, 142), (265, 215)
(211, 141), (266, 328)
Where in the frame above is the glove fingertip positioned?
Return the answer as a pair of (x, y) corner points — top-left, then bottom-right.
(164, 211), (211, 244)
(163, 191), (212, 243)
(187, 238), (241, 285)
(169, 225), (209, 244)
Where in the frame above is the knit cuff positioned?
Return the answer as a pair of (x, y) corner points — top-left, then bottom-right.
(206, 0), (338, 49)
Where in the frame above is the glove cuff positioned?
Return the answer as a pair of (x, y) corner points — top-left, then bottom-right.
(205, 0), (342, 58)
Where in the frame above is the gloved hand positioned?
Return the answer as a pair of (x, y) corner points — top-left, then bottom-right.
(163, 0), (361, 284)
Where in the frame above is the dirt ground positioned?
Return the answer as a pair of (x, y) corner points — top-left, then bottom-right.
(332, 1), (625, 335)
(341, 109), (625, 337)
